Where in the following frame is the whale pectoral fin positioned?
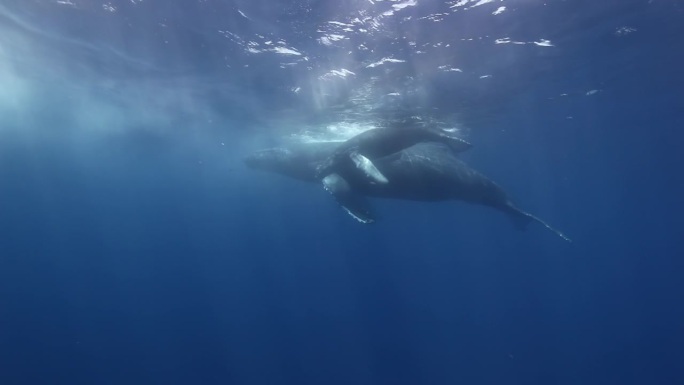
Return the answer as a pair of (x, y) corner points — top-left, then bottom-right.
(349, 152), (389, 184)
(322, 173), (375, 224)
(315, 157), (334, 179)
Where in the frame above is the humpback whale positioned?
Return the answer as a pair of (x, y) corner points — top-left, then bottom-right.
(245, 141), (570, 241)
(315, 126), (472, 184)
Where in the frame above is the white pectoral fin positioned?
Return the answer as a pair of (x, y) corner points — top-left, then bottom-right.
(322, 173), (375, 224)
(349, 152), (389, 184)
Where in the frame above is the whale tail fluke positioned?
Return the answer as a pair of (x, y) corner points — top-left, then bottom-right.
(507, 206), (572, 242)
(508, 210), (534, 232)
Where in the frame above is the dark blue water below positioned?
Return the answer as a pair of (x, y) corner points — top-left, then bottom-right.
(1, 1), (683, 384)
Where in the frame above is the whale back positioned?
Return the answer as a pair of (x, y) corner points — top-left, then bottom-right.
(356, 142), (508, 204)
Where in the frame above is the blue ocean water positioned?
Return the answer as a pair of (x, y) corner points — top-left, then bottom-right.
(1, 0), (683, 384)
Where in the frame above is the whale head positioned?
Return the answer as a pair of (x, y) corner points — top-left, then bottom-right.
(244, 148), (294, 170)
(244, 147), (318, 182)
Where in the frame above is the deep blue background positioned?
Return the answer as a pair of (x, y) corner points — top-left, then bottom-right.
(1, 1), (683, 384)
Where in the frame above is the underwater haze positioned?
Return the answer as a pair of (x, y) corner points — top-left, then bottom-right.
(1, 0), (683, 384)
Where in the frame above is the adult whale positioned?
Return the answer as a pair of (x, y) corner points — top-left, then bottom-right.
(245, 141), (571, 241)
(315, 126), (472, 184)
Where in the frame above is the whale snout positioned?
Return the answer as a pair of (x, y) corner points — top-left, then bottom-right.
(243, 153), (261, 168)
(244, 148), (293, 170)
